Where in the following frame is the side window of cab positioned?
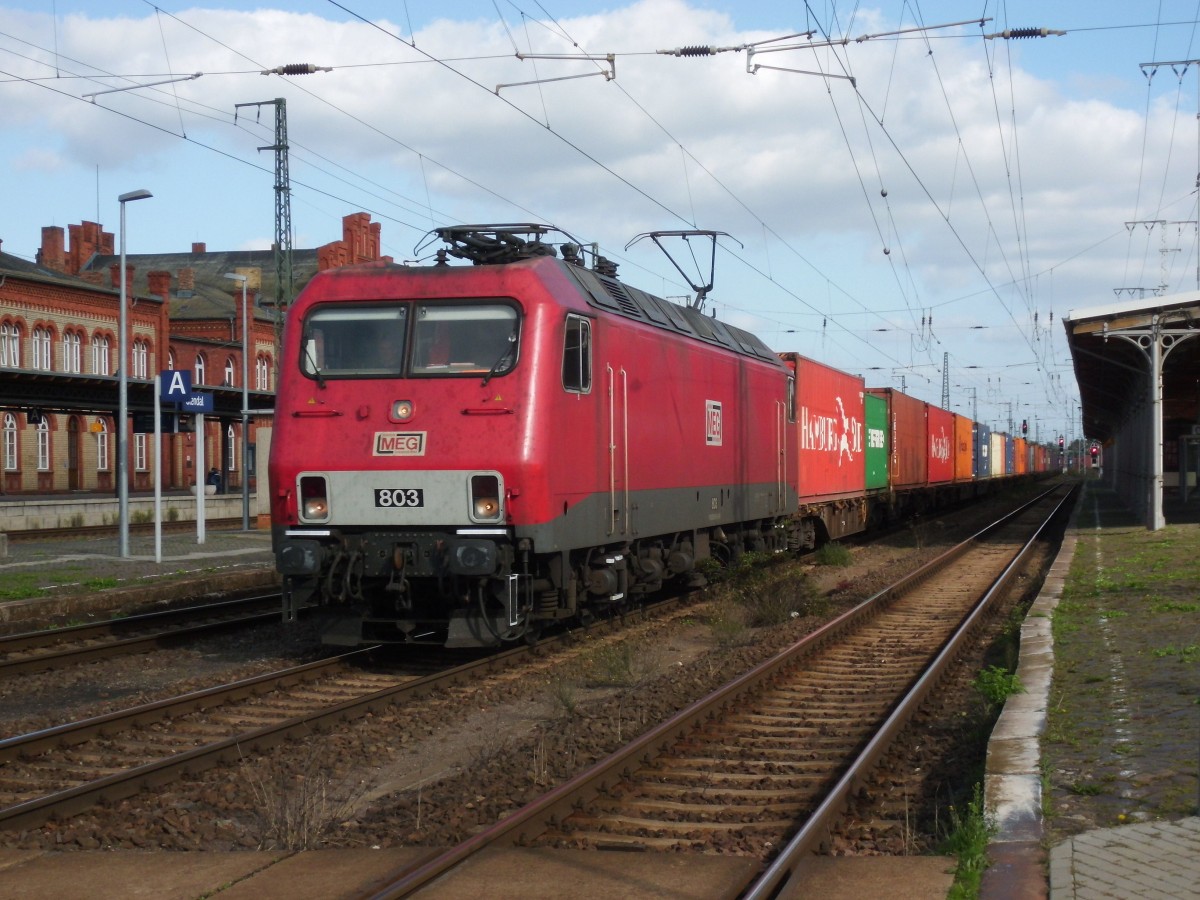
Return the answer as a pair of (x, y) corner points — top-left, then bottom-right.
(562, 315), (591, 393)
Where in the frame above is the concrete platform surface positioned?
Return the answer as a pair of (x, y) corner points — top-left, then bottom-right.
(1049, 816), (1200, 900)
(0, 847), (965, 899)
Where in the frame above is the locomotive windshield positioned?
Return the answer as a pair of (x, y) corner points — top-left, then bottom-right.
(298, 301), (519, 381)
(301, 305), (408, 378)
(410, 303), (519, 377)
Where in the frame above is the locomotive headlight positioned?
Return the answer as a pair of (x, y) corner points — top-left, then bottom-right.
(391, 399), (414, 421)
(299, 475), (330, 522)
(469, 473), (502, 522)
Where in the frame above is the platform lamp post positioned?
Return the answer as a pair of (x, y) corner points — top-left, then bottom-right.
(117, 188), (152, 558)
(223, 272), (250, 531)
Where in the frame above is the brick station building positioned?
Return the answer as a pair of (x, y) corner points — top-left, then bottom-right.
(0, 212), (389, 497)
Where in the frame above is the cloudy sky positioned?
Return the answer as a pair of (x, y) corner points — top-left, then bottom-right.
(3, 1), (1199, 440)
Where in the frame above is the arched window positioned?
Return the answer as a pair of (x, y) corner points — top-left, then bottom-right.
(36, 420), (49, 471)
(32, 327), (52, 371)
(64, 331), (82, 373)
(2, 413), (16, 471)
(224, 357), (235, 387)
(92, 334), (111, 375)
(96, 419), (109, 471)
(168, 348), (176, 370)
(256, 355), (270, 391)
(0, 322), (20, 367)
(195, 353), (207, 385)
(132, 339), (149, 378)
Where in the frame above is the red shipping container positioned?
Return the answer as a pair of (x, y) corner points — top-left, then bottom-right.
(927, 405), (955, 484)
(781, 353), (866, 500)
(865, 388), (927, 488)
(953, 413), (974, 481)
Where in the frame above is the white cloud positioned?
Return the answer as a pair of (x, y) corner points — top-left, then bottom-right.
(2, 0), (1196, 428)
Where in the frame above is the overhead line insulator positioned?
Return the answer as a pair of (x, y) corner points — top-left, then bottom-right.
(261, 63), (334, 76)
(984, 27), (1065, 40)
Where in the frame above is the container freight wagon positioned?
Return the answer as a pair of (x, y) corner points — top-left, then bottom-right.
(974, 422), (992, 480)
(952, 413), (975, 481)
(864, 392), (889, 491)
(927, 405), (955, 484)
(989, 432), (1006, 477)
(866, 388), (928, 489)
(780, 353), (868, 544)
(1034, 443), (1048, 473)
(1014, 437), (1028, 475)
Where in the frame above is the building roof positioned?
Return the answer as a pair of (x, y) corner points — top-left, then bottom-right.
(1063, 291), (1200, 443)
(0, 248), (113, 289)
(87, 247), (321, 323)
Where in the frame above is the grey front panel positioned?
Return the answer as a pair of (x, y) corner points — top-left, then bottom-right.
(307, 470), (500, 527)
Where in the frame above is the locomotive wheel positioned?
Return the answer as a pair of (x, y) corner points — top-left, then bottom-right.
(711, 541), (742, 568)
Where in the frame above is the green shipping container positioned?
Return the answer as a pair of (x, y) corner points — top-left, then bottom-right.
(864, 391), (889, 489)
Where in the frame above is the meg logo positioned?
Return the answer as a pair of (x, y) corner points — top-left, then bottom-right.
(705, 400), (723, 446)
(374, 432), (426, 456)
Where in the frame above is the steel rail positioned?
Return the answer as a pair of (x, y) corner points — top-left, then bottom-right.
(0, 594), (281, 676)
(0, 595), (685, 831)
(358, 484), (1072, 899)
(743, 483), (1076, 898)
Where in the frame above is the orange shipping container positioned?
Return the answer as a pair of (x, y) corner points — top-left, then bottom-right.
(1014, 437), (1028, 474)
(953, 414), (974, 481)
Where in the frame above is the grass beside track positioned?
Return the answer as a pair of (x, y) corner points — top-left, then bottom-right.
(1042, 483), (1200, 838)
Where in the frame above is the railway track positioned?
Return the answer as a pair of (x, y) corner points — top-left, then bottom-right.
(361, 483), (1074, 898)
(0, 594), (283, 677)
(0, 596), (685, 833)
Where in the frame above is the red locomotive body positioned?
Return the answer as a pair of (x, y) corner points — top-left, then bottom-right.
(270, 227), (794, 646)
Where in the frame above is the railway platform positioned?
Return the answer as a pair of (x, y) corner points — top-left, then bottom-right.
(0, 521), (277, 632)
(982, 482), (1200, 900)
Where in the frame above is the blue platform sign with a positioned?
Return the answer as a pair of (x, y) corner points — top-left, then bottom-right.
(160, 370), (192, 402)
(181, 392), (213, 413)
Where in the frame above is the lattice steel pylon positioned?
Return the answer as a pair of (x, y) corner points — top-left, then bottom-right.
(941, 351), (950, 409)
(234, 98), (294, 360)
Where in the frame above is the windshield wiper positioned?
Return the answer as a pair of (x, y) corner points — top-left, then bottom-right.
(481, 330), (517, 387)
(303, 339), (326, 389)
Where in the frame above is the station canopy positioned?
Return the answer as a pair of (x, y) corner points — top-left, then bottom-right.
(1063, 291), (1200, 444)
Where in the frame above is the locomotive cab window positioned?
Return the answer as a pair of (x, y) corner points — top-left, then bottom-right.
(300, 305), (408, 379)
(562, 314), (592, 393)
(410, 303), (520, 377)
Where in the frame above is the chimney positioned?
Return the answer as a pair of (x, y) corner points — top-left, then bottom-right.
(178, 267), (195, 292)
(192, 242), (206, 254)
(110, 263), (134, 290)
(40, 226), (67, 273)
(147, 270), (172, 300)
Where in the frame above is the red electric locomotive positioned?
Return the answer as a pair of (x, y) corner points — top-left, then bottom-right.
(270, 225), (795, 647)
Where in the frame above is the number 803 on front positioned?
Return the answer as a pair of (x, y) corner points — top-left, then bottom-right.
(374, 488), (425, 508)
